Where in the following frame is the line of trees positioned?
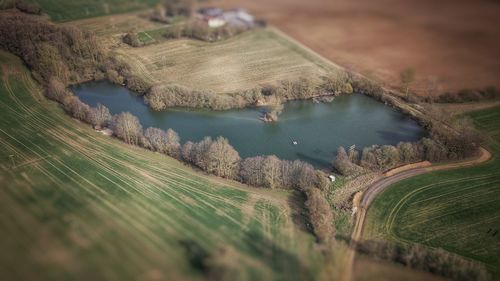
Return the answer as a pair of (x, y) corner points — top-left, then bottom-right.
(334, 127), (480, 177)
(143, 74), (353, 111)
(0, 12), (104, 85)
(356, 240), (490, 281)
(164, 20), (251, 42)
(422, 86), (500, 103)
(0, 0), (41, 14)
(338, 75), (482, 176)
(305, 187), (335, 243)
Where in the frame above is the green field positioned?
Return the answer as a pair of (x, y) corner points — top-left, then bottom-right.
(115, 28), (338, 93)
(0, 51), (337, 280)
(363, 106), (500, 277)
(27, 0), (159, 22)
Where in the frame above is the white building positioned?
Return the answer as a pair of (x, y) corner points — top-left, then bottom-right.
(207, 17), (226, 28)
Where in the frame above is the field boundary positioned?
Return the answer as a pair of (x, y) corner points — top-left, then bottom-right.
(342, 146), (492, 281)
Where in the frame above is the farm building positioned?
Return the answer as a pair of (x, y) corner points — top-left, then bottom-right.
(197, 7), (255, 28)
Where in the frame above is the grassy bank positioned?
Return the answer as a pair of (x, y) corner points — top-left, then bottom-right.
(362, 106), (500, 278)
(0, 50), (334, 280)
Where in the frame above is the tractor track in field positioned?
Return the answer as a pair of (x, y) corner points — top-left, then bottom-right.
(342, 146), (492, 281)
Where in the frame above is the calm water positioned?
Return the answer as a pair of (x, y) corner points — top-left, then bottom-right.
(73, 81), (426, 168)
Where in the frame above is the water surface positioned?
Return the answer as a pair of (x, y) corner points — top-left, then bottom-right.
(73, 81), (426, 168)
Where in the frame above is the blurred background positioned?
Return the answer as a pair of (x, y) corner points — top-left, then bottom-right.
(213, 0), (500, 97)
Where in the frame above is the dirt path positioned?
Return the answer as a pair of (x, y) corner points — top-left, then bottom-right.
(342, 147), (492, 281)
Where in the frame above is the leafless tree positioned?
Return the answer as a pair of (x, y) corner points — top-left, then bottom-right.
(46, 77), (69, 102)
(89, 103), (112, 128)
(206, 137), (241, 179)
(400, 68), (416, 98)
(111, 112), (143, 145)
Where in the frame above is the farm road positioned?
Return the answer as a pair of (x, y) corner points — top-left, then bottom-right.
(342, 147), (491, 281)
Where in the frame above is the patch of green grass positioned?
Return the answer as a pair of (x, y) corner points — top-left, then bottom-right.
(0, 51), (328, 280)
(137, 27), (169, 44)
(363, 106), (500, 278)
(27, 0), (160, 22)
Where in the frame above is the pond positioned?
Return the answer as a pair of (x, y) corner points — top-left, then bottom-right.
(73, 81), (426, 168)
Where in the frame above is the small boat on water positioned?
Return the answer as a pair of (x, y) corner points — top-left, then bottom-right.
(292, 141), (298, 145)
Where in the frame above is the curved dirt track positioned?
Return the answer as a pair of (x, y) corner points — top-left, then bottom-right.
(342, 147), (492, 281)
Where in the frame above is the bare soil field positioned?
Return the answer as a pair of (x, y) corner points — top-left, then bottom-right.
(216, 0), (500, 96)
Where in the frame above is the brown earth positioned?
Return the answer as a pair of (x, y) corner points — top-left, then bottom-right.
(215, 0), (500, 96)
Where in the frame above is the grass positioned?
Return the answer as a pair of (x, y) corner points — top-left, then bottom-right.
(114, 27), (340, 93)
(0, 50), (336, 280)
(137, 27), (169, 44)
(363, 106), (500, 278)
(26, 0), (160, 22)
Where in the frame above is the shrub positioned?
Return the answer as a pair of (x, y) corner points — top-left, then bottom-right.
(123, 32), (143, 47)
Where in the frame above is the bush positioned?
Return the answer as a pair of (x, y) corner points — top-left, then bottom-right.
(123, 32), (143, 47)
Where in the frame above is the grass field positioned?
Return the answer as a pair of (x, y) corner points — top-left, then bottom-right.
(114, 28), (338, 93)
(27, 0), (159, 22)
(0, 50), (338, 280)
(362, 106), (500, 278)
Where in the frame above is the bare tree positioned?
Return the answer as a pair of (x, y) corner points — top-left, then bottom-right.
(89, 103), (112, 128)
(334, 146), (363, 176)
(111, 112), (143, 145)
(181, 141), (195, 163)
(46, 77), (69, 102)
(62, 95), (90, 121)
(206, 137), (241, 179)
(400, 68), (416, 98)
(262, 155), (282, 188)
(144, 127), (169, 153)
(240, 156), (265, 187)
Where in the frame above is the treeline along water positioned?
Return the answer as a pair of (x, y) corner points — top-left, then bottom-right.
(73, 81), (426, 168)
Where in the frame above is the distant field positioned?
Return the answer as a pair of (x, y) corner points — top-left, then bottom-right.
(114, 28), (337, 93)
(363, 106), (500, 278)
(27, 0), (159, 22)
(218, 0), (500, 96)
(0, 51), (334, 280)
(66, 11), (164, 38)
